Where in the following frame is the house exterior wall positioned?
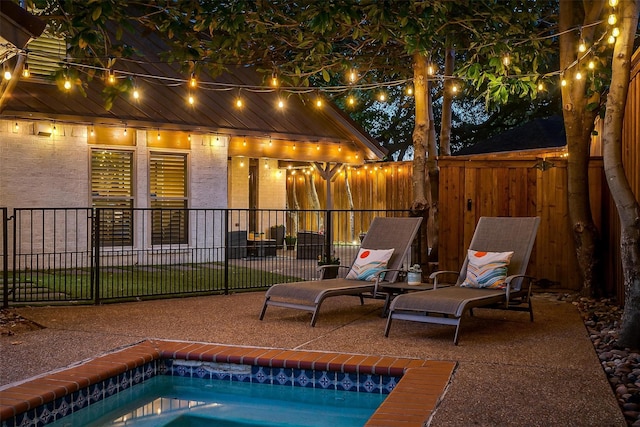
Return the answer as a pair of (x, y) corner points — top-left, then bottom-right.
(0, 121), (228, 211)
(0, 121), (90, 209)
(0, 119), (230, 268)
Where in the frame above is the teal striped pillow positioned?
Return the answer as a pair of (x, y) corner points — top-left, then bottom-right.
(460, 250), (514, 289)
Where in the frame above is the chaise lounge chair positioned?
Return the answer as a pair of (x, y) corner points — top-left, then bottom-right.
(259, 216), (423, 326)
(385, 216), (540, 344)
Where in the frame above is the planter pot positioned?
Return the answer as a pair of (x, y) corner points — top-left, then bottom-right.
(407, 272), (422, 285)
(319, 265), (340, 279)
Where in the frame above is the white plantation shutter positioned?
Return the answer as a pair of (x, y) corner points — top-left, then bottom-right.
(91, 150), (134, 246)
(149, 153), (188, 244)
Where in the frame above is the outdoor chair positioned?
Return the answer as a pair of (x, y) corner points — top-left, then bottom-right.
(385, 216), (540, 345)
(259, 216), (423, 326)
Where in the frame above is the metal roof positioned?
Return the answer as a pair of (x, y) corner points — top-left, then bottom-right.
(0, 23), (386, 163)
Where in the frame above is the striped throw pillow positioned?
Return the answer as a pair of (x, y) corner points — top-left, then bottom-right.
(460, 250), (514, 289)
(346, 248), (394, 281)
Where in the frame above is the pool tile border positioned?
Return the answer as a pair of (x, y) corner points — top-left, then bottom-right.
(0, 340), (456, 427)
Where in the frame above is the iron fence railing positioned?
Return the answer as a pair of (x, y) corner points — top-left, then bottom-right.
(1, 208), (422, 306)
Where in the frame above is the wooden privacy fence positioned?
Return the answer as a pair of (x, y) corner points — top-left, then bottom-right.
(437, 152), (609, 292)
(288, 153), (612, 293)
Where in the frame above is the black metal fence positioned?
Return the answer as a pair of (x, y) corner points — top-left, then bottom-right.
(1, 208), (420, 307)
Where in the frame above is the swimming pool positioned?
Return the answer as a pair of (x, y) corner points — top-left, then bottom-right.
(0, 340), (456, 427)
(48, 375), (387, 426)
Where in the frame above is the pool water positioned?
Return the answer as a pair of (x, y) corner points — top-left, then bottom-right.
(49, 375), (387, 427)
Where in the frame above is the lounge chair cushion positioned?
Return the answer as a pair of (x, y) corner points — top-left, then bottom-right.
(460, 250), (513, 289)
(346, 248), (394, 281)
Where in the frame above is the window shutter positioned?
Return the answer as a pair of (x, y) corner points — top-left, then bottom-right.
(91, 150), (134, 246)
(149, 153), (188, 244)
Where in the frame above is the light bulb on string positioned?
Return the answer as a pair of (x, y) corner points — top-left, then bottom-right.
(427, 62), (435, 76)
(348, 68), (357, 83)
(347, 94), (356, 107)
(277, 98), (285, 109)
(609, 0), (618, 6)
(575, 71), (583, 80)
(90, 126), (94, 137)
(3, 62), (11, 80)
(22, 63), (30, 78)
(188, 93), (195, 105)
(123, 126), (128, 136)
(608, 35), (616, 44)
(189, 73), (197, 88)
(315, 92), (323, 108)
(561, 74), (567, 87)
(157, 129), (161, 141)
(406, 85), (413, 96)
(502, 53), (510, 66)
(578, 40), (587, 53)
(14, 122), (19, 131)
(63, 72), (72, 91)
(612, 27), (620, 37)
(537, 82), (545, 91)
(378, 91), (387, 102)
(608, 13), (617, 25)
(132, 86), (140, 100)
(235, 90), (243, 108)
(107, 69), (116, 84)
(588, 59), (596, 70)
(242, 137), (247, 147)
(271, 71), (278, 87)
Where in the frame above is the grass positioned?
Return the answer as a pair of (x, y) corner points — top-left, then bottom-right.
(4, 263), (303, 303)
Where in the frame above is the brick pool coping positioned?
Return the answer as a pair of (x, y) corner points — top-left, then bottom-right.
(0, 340), (456, 427)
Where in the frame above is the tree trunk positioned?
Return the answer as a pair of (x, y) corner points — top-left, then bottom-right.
(426, 80), (439, 264)
(559, 0), (605, 296)
(602, 0), (640, 348)
(439, 41), (455, 156)
(412, 52), (432, 269)
(411, 52), (429, 212)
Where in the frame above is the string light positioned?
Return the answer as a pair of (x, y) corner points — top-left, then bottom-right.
(406, 85), (413, 96)
(90, 126), (94, 136)
(189, 73), (197, 88)
(611, 27), (620, 38)
(608, 35), (616, 44)
(242, 137), (247, 147)
(187, 134), (191, 141)
(348, 68), (357, 83)
(277, 97), (285, 109)
(578, 40), (587, 53)
(271, 70), (279, 87)
(537, 82), (545, 91)
(588, 59), (596, 70)
(575, 71), (583, 80)
(609, 0), (618, 6)
(188, 93), (195, 105)
(347, 95), (356, 106)
(132, 87), (140, 100)
(14, 122), (19, 130)
(378, 91), (387, 102)
(235, 90), (243, 108)
(22, 63), (30, 78)
(157, 129), (161, 140)
(502, 53), (510, 66)
(123, 125), (128, 136)
(63, 72), (72, 90)
(107, 69), (116, 84)
(3, 63), (11, 80)
(607, 13), (617, 25)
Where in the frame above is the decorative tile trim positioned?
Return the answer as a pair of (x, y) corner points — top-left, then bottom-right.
(0, 340), (456, 427)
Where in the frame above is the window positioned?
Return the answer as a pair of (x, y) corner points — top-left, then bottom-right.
(150, 152), (188, 244)
(91, 149), (134, 246)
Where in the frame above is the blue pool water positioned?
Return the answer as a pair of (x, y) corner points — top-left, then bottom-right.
(49, 375), (387, 427)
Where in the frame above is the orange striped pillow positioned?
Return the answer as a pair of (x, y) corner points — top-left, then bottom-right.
(460, 250), (513, 289)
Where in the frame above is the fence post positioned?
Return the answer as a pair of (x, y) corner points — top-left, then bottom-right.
(224, 209), (229, 295)
(92, 208), (101, 305)
(2, 208), (8, 309)
(324, 209), (332, 263)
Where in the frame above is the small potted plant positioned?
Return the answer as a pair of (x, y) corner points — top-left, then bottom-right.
(284, 235), (297, 250)
(317, 255), (341, 279)
(407, 264), (422, 285)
